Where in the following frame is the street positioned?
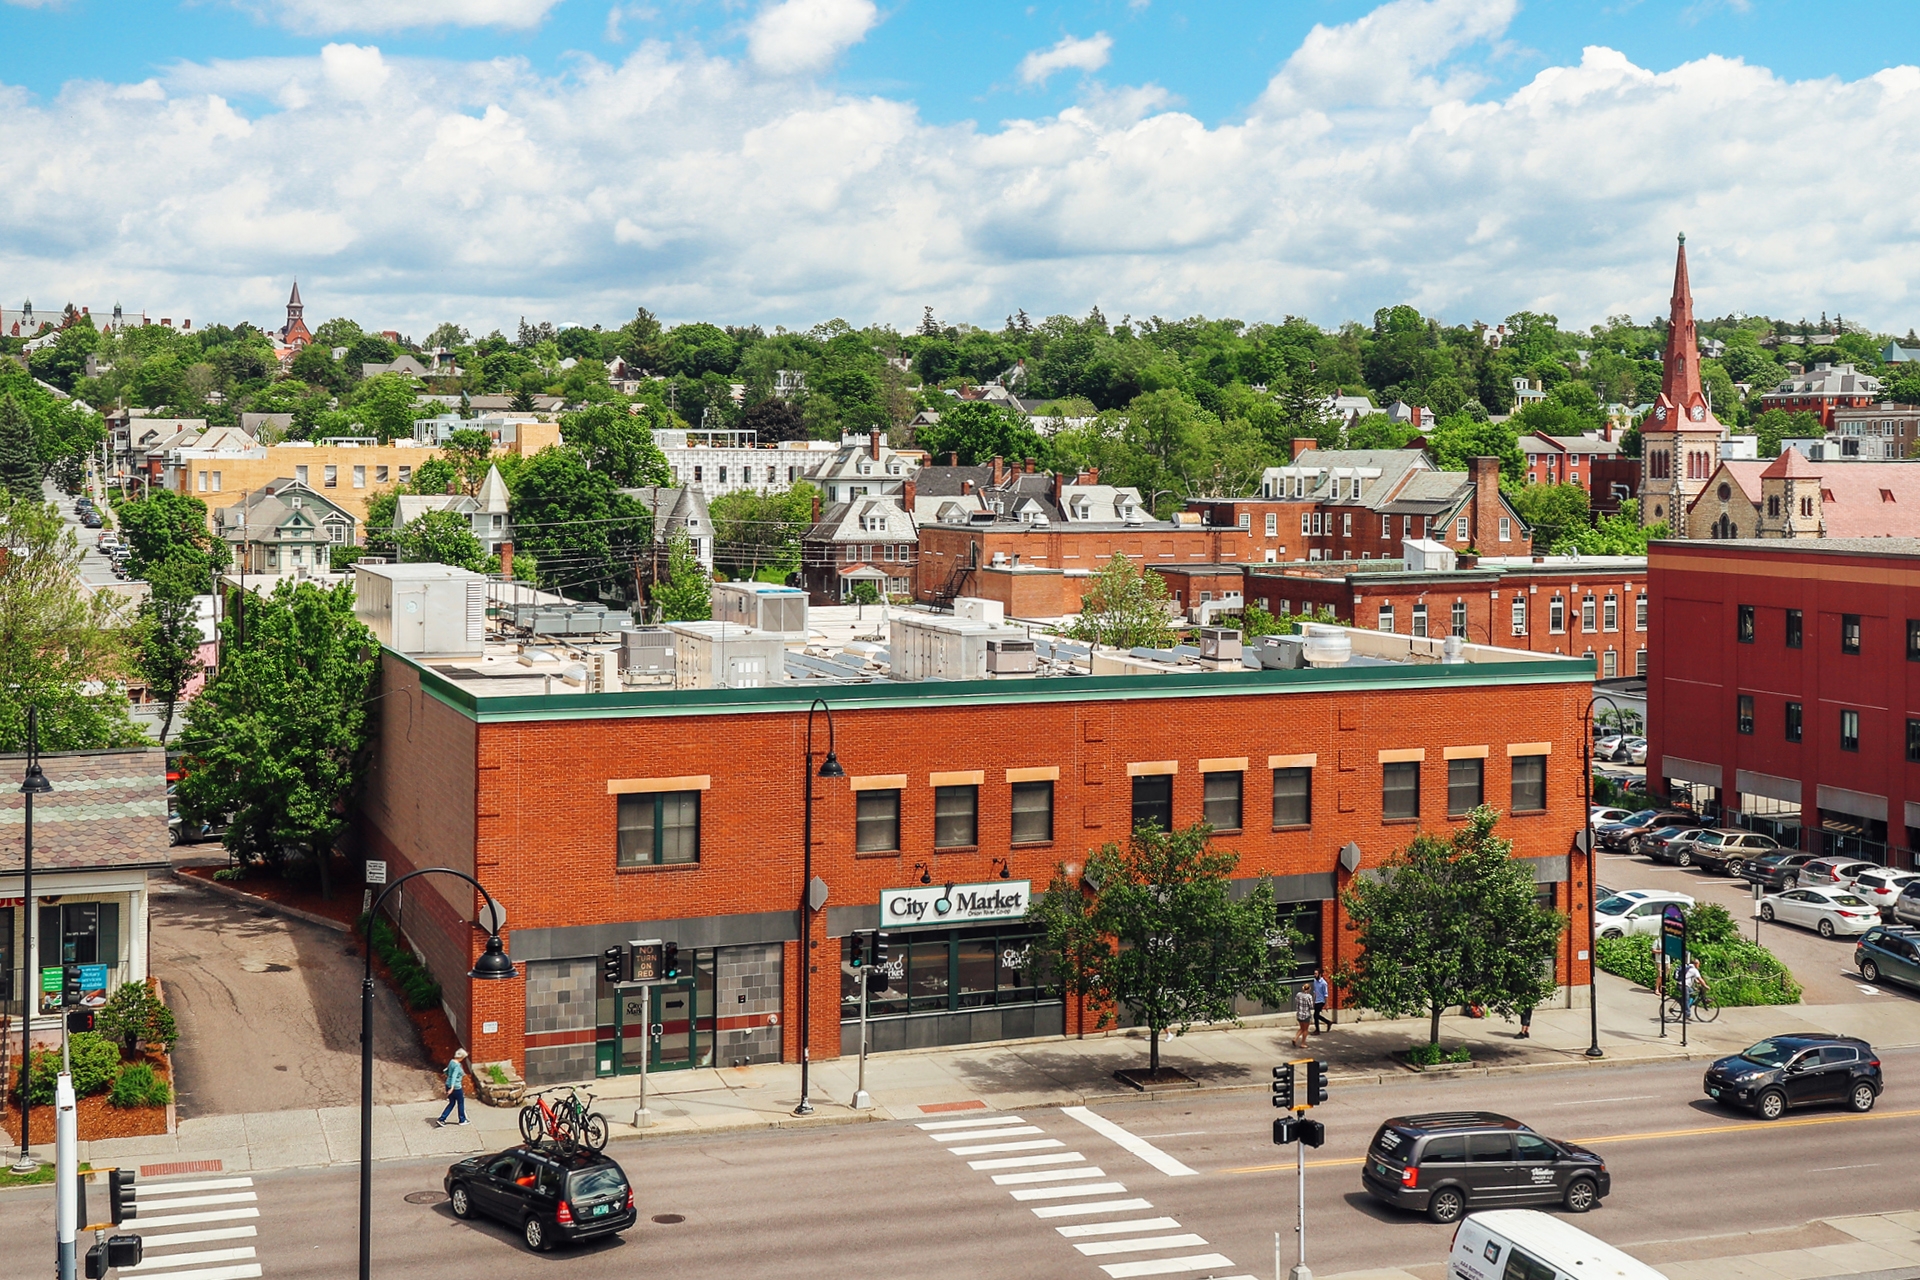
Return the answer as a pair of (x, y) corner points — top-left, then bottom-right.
(11, 1050), (1920, 1278)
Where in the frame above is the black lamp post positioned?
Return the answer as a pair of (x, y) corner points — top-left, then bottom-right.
(359, 869), (515, 1280)
(794, 699), (844, 1117)
(1578, 691), (1634, 1059)
(12, 706), (50, 1174)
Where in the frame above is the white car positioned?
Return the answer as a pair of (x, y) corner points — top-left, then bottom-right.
(1760, 887), (1881, 938)
(1627, 741), (1649, 766)
(1590, 807), (1632, 826)
(1594, 889), (1696, 939)
(1850, 869), (1920, 917)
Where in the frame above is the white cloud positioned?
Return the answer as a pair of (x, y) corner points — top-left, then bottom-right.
(1018, 33), (1113, 87)
(4, 0), (1920, 336)
(746, 0), (879, 76)
(266, 0), (562, 36)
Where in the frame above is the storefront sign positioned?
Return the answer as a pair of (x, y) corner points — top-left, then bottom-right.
(881, 880), (1033, 928)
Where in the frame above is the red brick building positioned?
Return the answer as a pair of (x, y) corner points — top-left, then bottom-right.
(1648, 538), (1920, 866)
(1757, 362), (1885, 428)
(356, 632), (1595, 1087)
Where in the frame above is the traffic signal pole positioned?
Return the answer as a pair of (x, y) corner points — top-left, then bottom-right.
(852, 961), (872, 1110)
(1291, 1124), (1308, 1280)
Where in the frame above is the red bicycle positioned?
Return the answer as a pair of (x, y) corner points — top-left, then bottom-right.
(518, 1087), (608, 1151)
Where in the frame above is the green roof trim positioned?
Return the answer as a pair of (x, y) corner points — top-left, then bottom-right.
(391, 648), (1593, 725)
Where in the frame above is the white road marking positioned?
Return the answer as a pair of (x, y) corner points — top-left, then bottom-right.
(1062, 1106), (1199, 1177)
(917, 1115), (1024, 1131)
(1859, 985), (1882, 995)
(992, 1168), (1109, 1186)
(931, 1126), (1042, 1142)
(948, 1139), (1064, 1156)
(119, 1266), (261, 1280)
(1100, 1253), (1237, 1277)
(139, 1227), (259, 1248)
(133, 1178), (254, 1196)
(1056, 1218), (1184, 1238)
(1010, 1182), (1129, 1201)
(123, 1246), (257, 1271)
(125, 1192), (258, 1210)
(1032, 1198), (1156, 1218)
(1076, 1234), (1211, 1257)
(969, 1152), (1086, 1171)
(1551, 1096), (1654, 1106)
(130, 1208), (262, 1229)
(1812, 1163), (1881, 1172)
(1135, 1131), (1207, 1139)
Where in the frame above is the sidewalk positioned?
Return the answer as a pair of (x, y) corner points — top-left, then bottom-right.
(1326, 1210), (1920, 1280)
(72, 969), (1920, 1176)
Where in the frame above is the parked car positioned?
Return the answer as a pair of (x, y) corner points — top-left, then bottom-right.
(1702, 1034), (1881, 1120)
(1741, 851), (1822, 892)
(1594, 889), (1695, 939)
(444, 1144), (635, 1252)
(1852, 869), (1920, 918)
(1797, 858), (1879, 890)
(167, 812), (228, 847)
(1889, 879), (1920, 929)
(1626, 741), (1649, 766)
(1361, 1112), (1610, 1224)
(1602, 810), (1699, 855)
(80, 509), (102, 528)
(1590, 808), (1632, 827)
(1450, 1212), (1664, 1280)
(1680, 830), (1781, 877)
(1854, 925), (1920, 990)
(1760, 886), (1880, 938)
(1645, 827), (1718, 866)
(1593, 736), (1624, 761)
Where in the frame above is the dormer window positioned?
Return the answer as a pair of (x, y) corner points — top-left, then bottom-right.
(290, 496), (302, 508)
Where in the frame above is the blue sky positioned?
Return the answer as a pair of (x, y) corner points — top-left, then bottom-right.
(4, 0), (1920, 334)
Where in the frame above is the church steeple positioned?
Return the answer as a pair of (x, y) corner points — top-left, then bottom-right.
(281, 280), (312, 351)
(1661, 234), (1703, 410)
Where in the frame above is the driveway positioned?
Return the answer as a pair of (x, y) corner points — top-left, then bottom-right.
(151, 873), (441, 1118)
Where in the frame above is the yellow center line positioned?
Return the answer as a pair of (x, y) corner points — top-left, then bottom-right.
(1219, 1106), (1920, 1175)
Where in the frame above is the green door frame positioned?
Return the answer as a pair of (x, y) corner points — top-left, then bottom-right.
(610, 980), (699, 1075)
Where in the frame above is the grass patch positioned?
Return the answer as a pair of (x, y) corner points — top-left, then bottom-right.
(0, 1162), (91, 1190)
(484, 1064), (510, 1086)
(1404, 1043), (1472, 1066)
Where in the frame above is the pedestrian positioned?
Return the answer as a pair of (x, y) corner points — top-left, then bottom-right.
(1516, 1004), (1533, 1039)
(437, 1048), (470, 1127)
(1292, 983), (1313, 1048)
(1310, 968), (1332, 1034)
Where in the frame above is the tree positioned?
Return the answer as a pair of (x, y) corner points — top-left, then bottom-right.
(133, 551), (209, 745)
(1027, 822), (1295, 1077)
(439, 428), (496, 495)
(1066, 554), (1176, 649)
(913, 400), (1051, 467)
(1750, 408), (1820, 459)
(710, 482), (815, 577)
(1506, 482), (1590, 547)
(508, 447), (653, 601)
(115, 490), (224, 581)
(178, 579), (378, 898)
(648, 531), (712, 622)
(1338, 807), (1564, 1048)
(96, 980), (177, 1058)
(351, 372), (421, 443)
(397, 509), (491, 572)
(0, 499), (145, 751)
(1427, 416), (1523, 482)
(740, 397), (807, 444)
(559, 405), (671, 487)
(0, 393), (38, 502)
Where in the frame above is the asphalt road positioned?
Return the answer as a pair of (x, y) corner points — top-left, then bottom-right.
(13, 1051), (1920, 1278)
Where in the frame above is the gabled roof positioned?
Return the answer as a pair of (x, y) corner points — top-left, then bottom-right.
(806, 495), (915, 543)
(1760, 448), (1822, 480)
(474, 464), (510, 513)
(621, 485), (710, 539)
(1776, 460), (1920, 537)
(1687, 460), (1771, 514)
(0, 749), (171, 874)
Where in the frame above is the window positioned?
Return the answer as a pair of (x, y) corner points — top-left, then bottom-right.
(1581, 595), (1597, 632)
(1786, 701), (1802, 742)
(1377, 605), (1394, 633)
(1734, 603), (1756, 643)
(324, 464), (337, 488)
(1446, 758), (1483, 816)
(1238, 512), (1250, 530)
(1412, 603), (1428, 638)
(1908, 719), (1920, 764)
(328, 524), (345, 544)
(934, 785), (978, 848)
(1549, 597), (1565, 633)
(295, 464), (309, 484)
(1501, 1246), (1560, 1280)
(1737, 695), (1754, 735)
(1842, 614), (1861, 654)
(1602, 649), (1617, 677)
(1272, 768), (1311, 828)
(1132, 774), (1174, 832)
(1499, 517), (1512, 541)
(616, 791), (700, 866)
(1265, 512), (1277, 537)
(1455, 517), (1469, 541)
(1011, 781), (1053, 844)
(211, 471), (222, 491)
(1787, 609), (1803, 649)
(1841, 709), (1861, 753)
(856, 789), (901, 852)
(1767, 494), (1780, 518)
(1636, 594), (1648, 630)
(1383, 761), (1420, 821)
(353, 465), (366, 489)
(1301, 513), (1311, 536)
(1451, 601), (1467, 637)
(1511, 598), (1526, 636)
(1342, 512), (1352, 537)
(1203, 772), (1243, 831)
(36, 902), (120, 971)
(376, 465), (389, 483)
(1636, 648), (1647, 676)
(1381, 515), (1391, 538)
(398, 465), (411, 483)
(1311, 513), (1322, 536)
(1603, 595), (1617, 631)
(1511, 754), (1546, 812)
(1801, 495), (1813, 518)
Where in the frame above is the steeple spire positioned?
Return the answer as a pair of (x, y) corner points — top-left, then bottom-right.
(1661, 233), (1703, 410)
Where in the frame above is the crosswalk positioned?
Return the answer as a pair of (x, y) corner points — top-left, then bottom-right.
(118, 1174), (264, 1280)
(919, 1111), (1255, 1279)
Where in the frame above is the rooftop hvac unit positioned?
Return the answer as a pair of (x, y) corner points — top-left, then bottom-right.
(985, 638), (1037, 674)
(531, 608), (573, 635)
(1199, 627), (1243, 662)
(620, 627), (675, 675)
(587, 649), (620, 692)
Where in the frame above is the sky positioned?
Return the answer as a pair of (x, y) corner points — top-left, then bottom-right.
(4, 0), (1920, 338)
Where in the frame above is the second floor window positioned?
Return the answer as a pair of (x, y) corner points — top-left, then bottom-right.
(1737, 695), (1754, 735)
(1738, 604), (1755, 643)
(1446, 758), (1483, 817)
(1272, 768), (1311, 828)
(1451, 601), (1467, 637)
(1636, 594), (1648, 630)
(1841, 709), (1861, 753)
(1011, 781), (1053, 844)
(1785, 701), (1802, 742)
(934, 785), (978, 848)
(1581, 596), (1596, 632)
(1203, 772), (1243, 831)
(1908, 719), (1920, 764)
(1412, 604), (1428, 638)
(1383, 761), (1420, 821)
(617, 791), (700, 866)
(1785, 609), (1803, 649)
(1510, 755), (1546, 812)
(1265, 513), (1278, 537)
(1908, 619), (1920, 662)
(1842, 614), (1861, 654)
(1603, 596), (1618, 631)
(1132, 773), (1174, 832)
(1550, 598), (1565, 633)
(1511, 599), (1526, 636)
(1378, 605), (1395, 633)
(856, 789), (901, 852)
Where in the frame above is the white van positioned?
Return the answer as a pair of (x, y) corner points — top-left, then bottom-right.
(1449, 1210), (1667, 1280)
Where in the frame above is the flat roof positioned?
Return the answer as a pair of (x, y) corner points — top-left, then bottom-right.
(1652, 537), (1920, 558)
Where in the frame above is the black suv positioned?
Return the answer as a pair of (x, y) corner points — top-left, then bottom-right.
(1703, 1035), (1883, 1121)
(1740, 851), (1821, 892)
(445, 1143), (635, 1251)
(1360, 1112), (1609, 1224)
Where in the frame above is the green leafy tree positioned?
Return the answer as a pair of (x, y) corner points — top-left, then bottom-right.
(0, 393), (39, 502)
(914, 400), (1052, 468)
(1559, 501), (1665, 555)
(115, 489), (224, 581)
(1066, 555), (1177, 649)
(710, 482), (816, 577)
(351, 372), (421, 443)
(1338, 807), (1565, 1048)
(1750, 408), (1820, 459)
(439, 429), (496, 495)
(96, 981), (178, 1058)
(397, 509), (491, 572)
(1427, 416), (1524, 482)
(1027, 822), (1295, 1076)
(1505, 482), (1590, 548)
(133, 551), (209, 745)
(178, 579), (378, 898)
(508, 447), (653, 601)
(648, 531), (712, 622)
(560, 405), (672, 487)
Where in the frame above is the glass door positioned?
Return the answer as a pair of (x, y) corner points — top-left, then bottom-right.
(651, 982), (698, 1070)
(614, 987), (651, 1075)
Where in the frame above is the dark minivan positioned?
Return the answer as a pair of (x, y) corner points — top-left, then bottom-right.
(1703, 1035), (1882, 1120)
(445, 1143), (636, 1251)
(1360, 1112), (1609, 1225)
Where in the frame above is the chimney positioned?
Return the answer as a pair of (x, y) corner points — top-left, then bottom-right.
(1024, 457), (1035, 474)
(811, 492), (821, 525)
(869, 429), (881, 461)
(961, 479), (973, 496)
(499, 541), (513, 578)
(1053, 470), (1065, 508)
(1470, 456), (1501, 548)
(948, 452), (959, 467)
(1291, 438), (1319, 461)
(992, 456), (1006, 487)
(903, 476), (916, 512)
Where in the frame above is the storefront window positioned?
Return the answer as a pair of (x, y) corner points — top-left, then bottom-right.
(955, 935), (996, 1007)
(846, 925), (1051, 1020)
(38, 902), (118, 969)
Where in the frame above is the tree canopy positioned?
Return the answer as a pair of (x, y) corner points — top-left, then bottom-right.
(1066, 555), (1177, 649)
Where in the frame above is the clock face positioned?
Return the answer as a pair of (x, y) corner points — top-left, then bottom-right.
(1691, 404), (1706, 421)
(1655, 406), (1668, 422)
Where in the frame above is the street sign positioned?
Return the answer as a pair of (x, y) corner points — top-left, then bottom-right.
(630, 941), (663, 983)
(365, 860), (388, 886)
(1661, 903), (1686, 962)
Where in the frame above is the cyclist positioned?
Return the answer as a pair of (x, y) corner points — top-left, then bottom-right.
(1682, 957), (1708, 1018)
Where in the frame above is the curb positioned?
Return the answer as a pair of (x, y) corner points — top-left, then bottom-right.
(171, 867), (351, 935)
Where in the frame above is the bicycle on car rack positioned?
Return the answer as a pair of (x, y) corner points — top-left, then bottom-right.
(518, 1086), (610, 1152)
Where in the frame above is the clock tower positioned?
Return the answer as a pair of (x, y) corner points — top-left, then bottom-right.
(1639, 234), (1726, 533)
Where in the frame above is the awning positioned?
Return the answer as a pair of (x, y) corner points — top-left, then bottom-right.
(1908, 801), (1920, 832)
(1817, 785), (1887, 824)
(1661, 756), (1723, 789)
(1735, 769), (1802, 805)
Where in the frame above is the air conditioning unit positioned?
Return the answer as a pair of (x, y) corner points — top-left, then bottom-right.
(985, 638), (1038, 674)
(1198, 627), (1243, 662)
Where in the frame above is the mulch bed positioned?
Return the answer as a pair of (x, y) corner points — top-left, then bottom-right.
(0, 1050), (173, 1144)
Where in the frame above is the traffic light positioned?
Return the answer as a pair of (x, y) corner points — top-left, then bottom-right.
(62, 964), (82, 1008)
(1306, 1059), (1329, 1107)
(662, 942), (680, 980)
(1271, 1062), (1294, 1109)
(1272, 1116), (1297, 1145)
(848, 934), (865, 969)
(872, 932), (889, 966)
(1297, 1118), (1326, 1149)
(602, 946), (625, 985)
(109, 1168), (137, 1224)
(67, 1009), (95, 1033)
(85, 1243), (106, 1280)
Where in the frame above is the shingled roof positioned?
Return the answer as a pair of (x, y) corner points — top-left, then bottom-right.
(0, 748), (172, 874)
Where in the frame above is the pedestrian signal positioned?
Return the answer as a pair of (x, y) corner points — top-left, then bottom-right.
(1272, 1116), (1297, 1145)
(1297, 1118), (1326, 1149)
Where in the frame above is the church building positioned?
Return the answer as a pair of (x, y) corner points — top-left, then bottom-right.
(1638, 235), (1728, 534)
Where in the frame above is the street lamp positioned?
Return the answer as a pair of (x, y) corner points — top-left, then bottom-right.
(1577, 691), (1634, 1059)
(359, 869), (515, 1280)
(794, 699), (844, 1117)
(12, 706), (50, 1174)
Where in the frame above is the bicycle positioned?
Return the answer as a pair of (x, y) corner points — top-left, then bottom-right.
(517, 1086), (610, 1152)
(563, 1087), (610, 1152)
(1661, 987), (1720, 1024)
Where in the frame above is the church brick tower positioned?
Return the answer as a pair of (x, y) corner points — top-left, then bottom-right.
(1639, 235), (1726, 533)
(282, 281), (313, 351)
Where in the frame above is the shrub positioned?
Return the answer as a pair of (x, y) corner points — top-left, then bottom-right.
(1594, 931), (1801, 1006)
(1405, 1042), (1472, 1066)
(15, 1033), (122, 1104)
(356, 913), (443, 1012)
(108, 1063), (172, 1109)
(96, 982), (179, 1057)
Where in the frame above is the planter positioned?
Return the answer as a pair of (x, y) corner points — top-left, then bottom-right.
(1392, 1051), (1475, 1074)
(474, 1060), (527, 1107)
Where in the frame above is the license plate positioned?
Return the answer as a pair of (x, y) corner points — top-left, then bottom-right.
(593, 1204), (610, 1216)
(1376, 1163), (1390, 1176)
(1708, 1087), (1720, 1098)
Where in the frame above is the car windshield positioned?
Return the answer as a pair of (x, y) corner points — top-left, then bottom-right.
(1831, 894), (1870, 908)
(1596, 896), (1637, 916)
(1621, 810), (1657, 824)
(568, 1166), (628, 1202)
(1741, 1039), (1799, 1067)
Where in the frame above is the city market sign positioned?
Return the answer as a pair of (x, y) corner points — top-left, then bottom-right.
(882, 881), (1033, 928)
